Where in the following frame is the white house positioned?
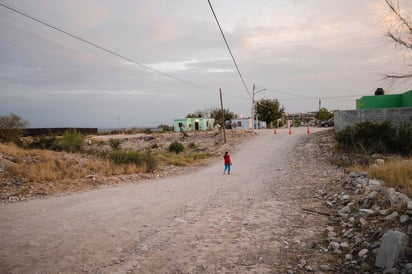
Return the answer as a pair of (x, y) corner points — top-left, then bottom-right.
(231, 118), (253, 130)
(231, 118), (267, 130)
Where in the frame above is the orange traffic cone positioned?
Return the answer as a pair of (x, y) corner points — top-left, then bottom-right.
(274, 128), (277, 135)
(307, 126), (310, 134)
(289, 127), (292, 135)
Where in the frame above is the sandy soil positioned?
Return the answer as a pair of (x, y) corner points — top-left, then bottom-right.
(0, 127), (342, 273)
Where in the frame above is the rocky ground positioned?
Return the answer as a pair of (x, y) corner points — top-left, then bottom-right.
(301, 131), (412, 274)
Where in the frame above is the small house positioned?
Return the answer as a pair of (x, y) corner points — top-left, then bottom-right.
(173, 118), (214, 132)
(231, 118), (253, 130)
(231, 118), (267, 130)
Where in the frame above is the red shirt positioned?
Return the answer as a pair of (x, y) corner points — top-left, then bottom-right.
(224, 154), (231, 164)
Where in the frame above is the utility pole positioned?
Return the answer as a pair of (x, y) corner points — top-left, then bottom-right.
(219, 88), (226, 144)
(251, 84), (266, 132)
(252, 84), (255, 132)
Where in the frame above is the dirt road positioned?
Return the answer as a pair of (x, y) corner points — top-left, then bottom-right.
(0, 128), (340, 273)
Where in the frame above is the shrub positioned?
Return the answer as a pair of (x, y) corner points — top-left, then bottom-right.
(393, 122), (412, 155)
(108, 150), (142, 165)
(143, 149), (157, 172)
(61, 129), (85, 153)
(109, 138), (122, 150)
(158, 124), (173, 132)
(336, 121), (412, 155)
(188, 142), (197, 149)
(28, 136), (62, 151)
(108, 149), (157, 172)
(169, 141), (184, 154)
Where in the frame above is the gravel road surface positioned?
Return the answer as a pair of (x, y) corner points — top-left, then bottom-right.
(0, 127), (338, 273)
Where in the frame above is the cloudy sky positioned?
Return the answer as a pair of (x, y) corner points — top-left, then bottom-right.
(1, 0), (411, 128)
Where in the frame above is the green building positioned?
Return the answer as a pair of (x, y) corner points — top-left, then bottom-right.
(173, 118), (214, 132)
(357, 90), (412, 110)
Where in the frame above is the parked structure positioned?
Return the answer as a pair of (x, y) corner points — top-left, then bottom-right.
(173, 118), (214, 132)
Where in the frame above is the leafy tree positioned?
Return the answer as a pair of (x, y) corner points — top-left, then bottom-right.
(254, 99), (284, 127)
(384, 0), (412, 81)
(0, 113), (29, 143)
(316, 108), (333, 120)
(210, 108), (235, 127)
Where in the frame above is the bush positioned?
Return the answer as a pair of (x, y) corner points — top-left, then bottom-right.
(109, 150), (143, 165)
(336, 121), (412, 155)
(188, 142), (197, 149)
(393, 122), (412, 155)
(0, 113), (29, 144)
(158, 124), (173, 132)
(28, 136), (62, 151)
(109, 138), (122, 150)
(61, 129), (85, 153)
(169, 141), (184, 154)
(108, 149), (157, 172)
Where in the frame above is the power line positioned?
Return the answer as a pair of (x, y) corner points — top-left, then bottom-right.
(0, 1), (215, 95)
(207, 0), (252, 100)
(266, 88), (317, 99)
(264, 87), (368, 100)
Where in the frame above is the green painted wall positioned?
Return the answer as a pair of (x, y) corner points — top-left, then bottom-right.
(402, 90), (412, 107)
(357, 90), (412, 109)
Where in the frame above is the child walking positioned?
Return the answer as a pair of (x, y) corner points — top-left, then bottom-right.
(223, 151), (232, 175)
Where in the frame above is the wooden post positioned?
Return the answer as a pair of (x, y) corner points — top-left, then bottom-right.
(219, 88), (227, 144)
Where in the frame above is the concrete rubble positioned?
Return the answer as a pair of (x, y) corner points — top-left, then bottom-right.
(315, 172), (412, 273)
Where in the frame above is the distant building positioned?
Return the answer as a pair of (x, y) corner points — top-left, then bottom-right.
(357, 90), (412, 109)
(231, 118), (252, 130)
(230, 118), (266, 130)
(173, 118), (214, 132)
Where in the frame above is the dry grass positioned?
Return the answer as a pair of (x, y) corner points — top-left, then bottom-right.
(155, 152), (208, 167)
(366, 158), (412, 197)
(0, 143), (145, 184)
(0, 142), (206, 185)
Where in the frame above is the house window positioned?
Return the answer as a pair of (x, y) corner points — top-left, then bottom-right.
(178, 122), (183, 128)
(237, 121), (242, 127)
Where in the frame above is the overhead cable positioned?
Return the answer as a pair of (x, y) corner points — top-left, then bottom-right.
(207, 0), (252, 100)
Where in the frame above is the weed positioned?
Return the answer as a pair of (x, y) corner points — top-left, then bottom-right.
(61, 129), (85, 153)
(28, 136), (62, 151)
(108, 149), (157, 172)
(156, 152), (207, 166)
(169, 141), (184, 154)
(109, 138), (122, 150)
(367, 158), (412, 197)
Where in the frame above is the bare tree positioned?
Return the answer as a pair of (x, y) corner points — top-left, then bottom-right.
(385, 0), (412, 80)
